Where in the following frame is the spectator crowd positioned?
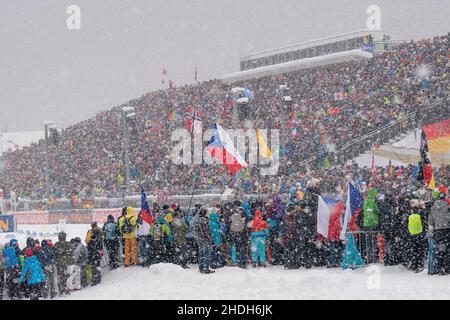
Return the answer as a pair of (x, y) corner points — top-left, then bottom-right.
(1, 160), (450, 299)
(0, 34), (448, 202)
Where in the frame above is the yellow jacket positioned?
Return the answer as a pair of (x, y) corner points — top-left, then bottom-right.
(118, 207), (137, 239)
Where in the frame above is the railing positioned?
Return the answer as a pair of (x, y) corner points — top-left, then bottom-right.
(297, 96), (449, 169)
(347, 230), (383, 265)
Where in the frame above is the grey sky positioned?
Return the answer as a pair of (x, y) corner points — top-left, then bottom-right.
(1, 0), (449, 131)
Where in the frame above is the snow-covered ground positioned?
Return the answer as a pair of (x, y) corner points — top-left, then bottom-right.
(3, 223), (450, 300)
(59, 264), (450, 300)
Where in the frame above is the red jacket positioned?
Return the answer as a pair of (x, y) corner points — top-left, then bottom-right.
(248, 210), (268, 232)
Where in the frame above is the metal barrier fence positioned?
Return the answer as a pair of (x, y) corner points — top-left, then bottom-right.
(297, 96), (449, 169)
(348, 230), (383, 265)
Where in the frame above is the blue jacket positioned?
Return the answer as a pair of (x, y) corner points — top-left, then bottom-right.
(209, 212), (222, 246)
(18, 255), (46, 285)
(3, 246), (20, 268)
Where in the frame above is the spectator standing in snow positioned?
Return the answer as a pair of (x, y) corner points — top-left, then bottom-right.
(228, 205), (248, 268)
(3, 239), (23, 299)
(118, 207), (138, 267)
(18, 248), (46, 300)
(40, 239), (57, 298)
(428, 193), (450, 275)
(282, 201), (302, 269)
(72, 237), (88, 289)
(87, 228), (104, 285)
(209, 207), (226, 269)
(247, 210), (269, 268)
(103, 215), (120, 269)
(171, 210), (190, 269)
(404, 199), (428, 272)
(136, 211), (151, 267)
(194, 206), (215, 274)
(54, 232), (73, 296)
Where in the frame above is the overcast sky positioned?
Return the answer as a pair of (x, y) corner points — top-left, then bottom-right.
(1, 0), (449, 131)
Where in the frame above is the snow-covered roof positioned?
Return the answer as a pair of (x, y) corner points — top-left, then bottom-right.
(222, 49), (373, 83)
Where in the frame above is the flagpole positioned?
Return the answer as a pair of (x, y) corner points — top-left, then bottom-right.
(186, 173), (200, 215)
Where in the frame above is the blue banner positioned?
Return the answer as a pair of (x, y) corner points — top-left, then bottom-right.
(0, 215), (15, 233)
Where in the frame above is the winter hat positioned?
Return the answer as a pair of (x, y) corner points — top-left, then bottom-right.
(24, 248), (33, 258)
(170, 203), (178, 210)
(9, 239), (18, 246)
(410, 199), (420, 208)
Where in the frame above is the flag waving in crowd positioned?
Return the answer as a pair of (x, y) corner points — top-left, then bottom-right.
(185, 106), (203, 135)
(339, 182), (364, 240)
(419, 129), (435, 190)
(207, 123), (247, 175)
(140, 187), (155, 225)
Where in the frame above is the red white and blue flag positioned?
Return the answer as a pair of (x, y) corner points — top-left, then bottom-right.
(207, 123), (247, 175)
(186, 106), (203, 135)
(317, 196), (345, 240)
(140, 187), (155, 225)
(339, 182), (364, 240)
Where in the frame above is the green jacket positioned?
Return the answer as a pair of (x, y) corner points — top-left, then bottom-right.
(363, 188), (379, 228)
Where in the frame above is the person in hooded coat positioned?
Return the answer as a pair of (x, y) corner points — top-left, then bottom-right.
(378, 192), (402, 265)
(428, 194), (450, 275)
(265, 195), (285, 265)
(102, 215), (120, 269)
(194, 207), (215, 274)
(118, 207), (138, 267)
(362, 188), (380, 264)
(72, 237), (88, 289)
(209, 208), (226, 269)
(18, 248), (46, 300)
(54, 232), (73, 296)
(40, 239), (57, 298)
(87, 228), (104, 285)
(229, 206), (248, 268)
(301, 179), (321, 268)
(171, 211), (190, 269)
(282, 201), (302, 269)
(404, 199), (428, 272)
(247, 210), (269, 267)
(3, 239), (23, 299)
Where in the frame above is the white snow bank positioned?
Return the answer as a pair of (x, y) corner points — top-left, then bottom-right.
(58, 264), (450, 300)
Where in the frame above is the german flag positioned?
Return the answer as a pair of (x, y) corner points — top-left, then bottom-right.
(423, 119), (450, 158)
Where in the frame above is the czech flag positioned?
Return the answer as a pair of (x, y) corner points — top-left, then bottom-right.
(140, 187), (155, 225)
(207, 123), (247, 175)
(317, 196), (345, 241)
(339, 182), (364, 240)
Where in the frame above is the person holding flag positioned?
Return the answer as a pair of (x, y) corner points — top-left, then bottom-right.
(137, 187), (155, 267)
(418, 129), (435, 190)
(340, 180), (365, 269)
